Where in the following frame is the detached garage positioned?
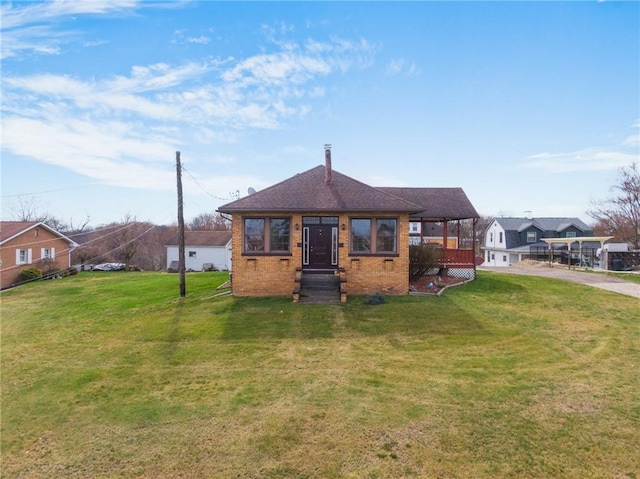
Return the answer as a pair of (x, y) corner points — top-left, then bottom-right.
(166, 230), (232, 272)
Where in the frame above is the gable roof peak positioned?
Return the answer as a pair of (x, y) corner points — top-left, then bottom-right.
(492, 216), (592, 232)
(218, 164), (422, 213)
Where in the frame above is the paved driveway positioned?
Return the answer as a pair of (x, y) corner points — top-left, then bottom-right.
(479, 266), (640, 299)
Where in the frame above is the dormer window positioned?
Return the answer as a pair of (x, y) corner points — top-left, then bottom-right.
(566, 231), (576, 238)
(527, 231), (537, 243)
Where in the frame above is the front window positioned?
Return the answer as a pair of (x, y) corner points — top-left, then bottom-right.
(351, 219), (372, 252)
(350, 217), (398, 254)
(243, 217), (290, 253)
(42, 248), (53, 259)
(18, 249), (28, 264)
(527, 231), (537, 243)
(269, 218), (290, 252)
(376, 219), (397, 253)
(189, 251), (197, 258)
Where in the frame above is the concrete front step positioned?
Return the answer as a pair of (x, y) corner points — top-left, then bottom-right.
(298, 273), (340, 303)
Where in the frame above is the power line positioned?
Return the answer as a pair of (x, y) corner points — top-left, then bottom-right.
(181, 165), (239, 201)
(1, 185), (91, 198)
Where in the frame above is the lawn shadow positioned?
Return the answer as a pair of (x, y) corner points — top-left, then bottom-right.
(220, 295), (487, 342)
(160, 299), (185, 362)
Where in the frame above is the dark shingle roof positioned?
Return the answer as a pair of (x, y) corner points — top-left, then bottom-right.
(217, 165), (423, 213)
(377, 187), (479, 220)
(166, 230), (232, 247)
(0, 221), (39, 243)
(494, 217), (592, 233)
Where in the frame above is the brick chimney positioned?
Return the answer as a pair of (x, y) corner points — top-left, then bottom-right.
(324, 144), (332, 185)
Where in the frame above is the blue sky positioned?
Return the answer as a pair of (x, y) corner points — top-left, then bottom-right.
(1, 0), (639, 227)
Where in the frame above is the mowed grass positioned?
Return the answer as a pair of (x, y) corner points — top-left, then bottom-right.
(1, 271), (638, 479)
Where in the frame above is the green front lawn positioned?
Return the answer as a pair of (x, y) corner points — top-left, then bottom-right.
(1, 271), (638, 478)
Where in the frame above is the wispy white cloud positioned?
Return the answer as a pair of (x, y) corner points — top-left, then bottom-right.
(82, 39), (109, 47)
(524, 148), (636, 173)
(0, 0), (141, 58)
(623, 134), (639, 148)
(1, 115), (177, 190)
(0, 0), (139, 29)
(623, 119), (640, 147)
(523, 122), (640, 173)
(187, 35), (211, 44)
(385, 58), (419, 77)
(1, 4), (378, 192)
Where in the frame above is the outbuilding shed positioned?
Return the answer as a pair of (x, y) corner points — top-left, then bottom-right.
(166, 230), (232, 272)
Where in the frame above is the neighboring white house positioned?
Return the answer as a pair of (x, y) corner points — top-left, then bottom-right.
(166, 231), (232, 271)
(483, 217), (594, 267)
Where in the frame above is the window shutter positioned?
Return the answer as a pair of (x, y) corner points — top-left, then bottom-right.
(51, 247), (56, 259)
(15, 250), (21, 264)
(28, 249), (33, 264)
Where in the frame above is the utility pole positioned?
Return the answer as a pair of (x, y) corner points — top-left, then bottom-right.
(176, 151), (186, 297)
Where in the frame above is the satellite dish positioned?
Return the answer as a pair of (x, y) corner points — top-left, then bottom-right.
(248, 187), (256, 195)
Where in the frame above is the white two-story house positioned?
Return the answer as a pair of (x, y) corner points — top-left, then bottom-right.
(483, 217), (594, 267)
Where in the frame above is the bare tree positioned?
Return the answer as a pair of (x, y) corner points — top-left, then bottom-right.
(188, 212), (231, 231)
(10, 196), (55, 223)
(9, 195), (91, 234)
(105, 214), (145, 269)
(136, 224), (178, 271)
(458, 215), (493, 254)
(588, 162), (640, 248)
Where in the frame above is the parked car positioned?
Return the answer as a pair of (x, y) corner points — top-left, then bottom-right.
(92, 263), (126, 271)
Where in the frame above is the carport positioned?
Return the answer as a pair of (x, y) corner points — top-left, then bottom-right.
(541, 236), (613, 269)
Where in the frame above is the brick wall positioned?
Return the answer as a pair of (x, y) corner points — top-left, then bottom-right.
(341, 212), (410, 295)
(230, 212), (411, 298)
(230, 213), (302, 297)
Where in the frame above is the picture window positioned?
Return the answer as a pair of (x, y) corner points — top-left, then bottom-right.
(350, 217), (397, 254)
(243, 217), (291, 253)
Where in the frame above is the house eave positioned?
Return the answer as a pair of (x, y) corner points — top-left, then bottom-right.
(0, 221), (78, 247)
(217, 207), (420, 214)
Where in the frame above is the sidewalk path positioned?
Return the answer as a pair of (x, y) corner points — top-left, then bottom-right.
(479, 266), (640, 299)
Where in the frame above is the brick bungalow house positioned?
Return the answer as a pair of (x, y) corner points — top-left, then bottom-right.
(217, 146), (479, 301)
(0, 221), (78, 289)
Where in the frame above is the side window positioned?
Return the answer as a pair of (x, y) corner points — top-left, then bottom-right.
(269, 218), (291, 252)
(244, 218), (265, 252)
(351, 219), (372, 252)
(376, 219), (397, 253)
(16, 249), (32, 265)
